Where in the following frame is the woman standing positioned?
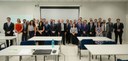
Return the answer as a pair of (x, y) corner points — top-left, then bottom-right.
(95, 22), (103, 36)
(28, 20), (36, 38)
(70, 23), (79, 45)
(36, 21), (45, 36)
(14, 18), (23, 44)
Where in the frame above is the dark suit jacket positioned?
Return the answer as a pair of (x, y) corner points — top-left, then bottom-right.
(81, 24), (88, 32)
(50, 23), (56, 31)
(65, 23), (70, 33)
(113, 23), (124, 32)
(22, 23), (28, 33)
(88, 23), (95, 35)
(3, 22), (14, 36)
(45, 24), (50, 32)
(56, 23), (66, 32)
(106, 22), (113, 32)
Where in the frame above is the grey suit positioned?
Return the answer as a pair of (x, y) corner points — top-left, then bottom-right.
(106, 22), (113, 39)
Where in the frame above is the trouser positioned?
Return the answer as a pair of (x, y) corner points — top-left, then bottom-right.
(5, 33), (13, 47)
(66, 32), (70, 44)
(102, 31), (107, 37)
(107, 32), (112, 39)
(29, 31), (35, 38)
(115, 32), (123, 44)
(16, 33), (22, 45)
(22, 33), (27, 41)
(61, 31), (66, 45)
(71, 34), (79, 45)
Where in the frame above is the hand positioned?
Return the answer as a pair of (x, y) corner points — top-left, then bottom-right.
(117, 29), (120, 32)
(24, 31), (26, 33)
(45, 31), (48, 33)
(39, 31), (42, 34)
(58, 32), (60, 35)
(34, 33), (36, 36)
(65, 32), (66, 35)
(52, 31), (55, 33)
(90, 32), (92, 34)
(83, 31), (86, 34)
(7, 31), (10, 34)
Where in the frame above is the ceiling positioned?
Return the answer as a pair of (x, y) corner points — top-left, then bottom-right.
(0, 0), (127, 2)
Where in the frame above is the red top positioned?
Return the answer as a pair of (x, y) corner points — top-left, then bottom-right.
(15, 23), (23, 33)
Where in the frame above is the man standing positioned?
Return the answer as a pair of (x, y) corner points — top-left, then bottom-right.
(60, 19), (66, 45)
(22, 19), (28, 41)
(45, 21), (50, 36)
(106, 18), (113, 39)
(113, 18), (124, 44)
(3, 17), (14, 47)
(88, 19), (95, 36)
(102, 20), (107, 37)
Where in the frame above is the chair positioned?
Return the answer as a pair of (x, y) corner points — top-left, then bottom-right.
(20, 41), (36, 45)
(43, 40), (59, 45)
(20, 41), (36, 61)
(117, 59), (128, 61)
(78, 39), (95, 59)
(102, 41), (116, 44)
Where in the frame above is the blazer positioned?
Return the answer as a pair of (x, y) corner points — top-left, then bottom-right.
(45, 24), (50, 32)
(106, 22), (113, 32)
(3, 22), (14, 35)
(50, 23), (56, 31)
(65, 23), (71, 32)
(76, 23), (82, 31)
(113, 23), (124, 32)
(81, 24), (88, 32)
(88, 23), (95, 33)
(22, 23), (28, 32)
(56, 23), (66, 32)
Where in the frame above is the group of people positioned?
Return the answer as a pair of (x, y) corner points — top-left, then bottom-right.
(3, 17), (124, 47)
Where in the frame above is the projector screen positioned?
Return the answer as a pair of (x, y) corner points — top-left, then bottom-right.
(40, 7), (79, 22)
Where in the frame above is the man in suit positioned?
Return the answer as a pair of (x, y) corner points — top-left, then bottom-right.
(113, 18), (124, 44)
(88, 19), (95, 36)
(60, 19), (66, 45)
(3, 17), (14, 47)
(77, 19), (82, 36)
(102, 20), (107, 37)
(106, 18), (113, 39)
(50, 19), (56, 36)
(22, 19), (28, 41)
(82, 20), (88, 36)
(45, 21), (50, 36)
(56, 20), (61, 36)
(65, 19), (71, 44)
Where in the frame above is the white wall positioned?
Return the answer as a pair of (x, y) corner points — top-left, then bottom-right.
(0, 1), (127, 43)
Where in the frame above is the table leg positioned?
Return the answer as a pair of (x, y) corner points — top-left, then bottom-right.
(44, 56), (45, 61)
(35, 56), (37, 61)
(89, 52), (91, 61)
(114, 55), (116, 61)
(5, 56), (9, 61)
(19, 56), (22, 61)
(55, 55), (56, 61)
(9, 40), (10, 46)
(100, 55), (102, 61)
(58, 55), (59, 61)
(15, 38), (17, 45)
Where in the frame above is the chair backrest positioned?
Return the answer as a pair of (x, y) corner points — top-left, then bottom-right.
(80, 39), (95, 49)
(102, 41), (116, 44)
(117, 59), (128, 61)
(20, 41), (36, 45)
(43, 40), (59, 45)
